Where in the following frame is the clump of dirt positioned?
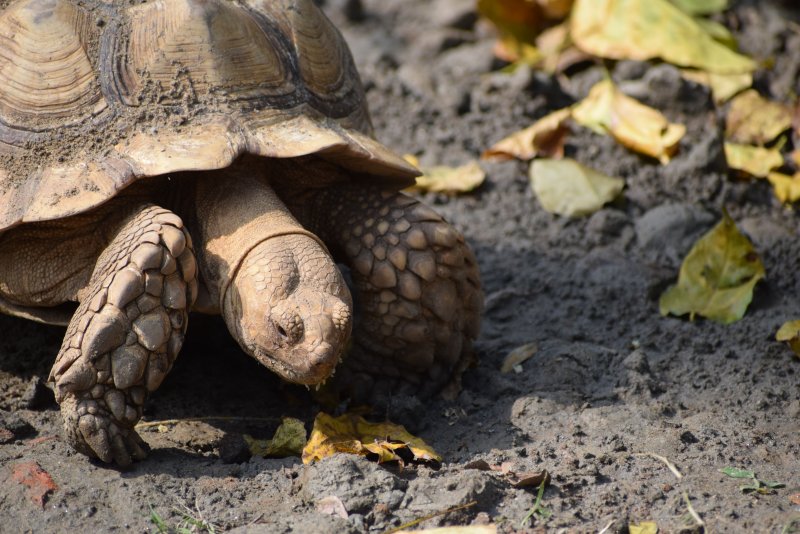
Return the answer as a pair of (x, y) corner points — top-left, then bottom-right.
(2, 0), (800, 533)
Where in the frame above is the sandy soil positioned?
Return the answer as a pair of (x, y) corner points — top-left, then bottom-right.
(2, 0), (800, 532)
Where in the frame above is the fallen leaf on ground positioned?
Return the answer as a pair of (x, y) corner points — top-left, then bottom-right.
(725, 89), (793, 145)
(659, 211), (764, 324)
(316, 495), (348, 519)
(629, 522), (658, 534)
(500, 342), (539, 373)
(508, 469), (550, 488)
(530, 158), (624, 217)
(671, 0), (728, 15)
(301, 412), (441, 465)
(570, 0), (754, 74)
(724, 142), (784, 178)
(720, 466), (756, 478)
(680, 69), (752, 103)
(789, 493), (800, 505)
(244, 417), (306, 458)
(776, 320), (800, 358)
(398, 526), (497, 534)
(571, 79), (686, 163)
(478, 0), (546, 50)
(483, 108), (571, 161)
(11, 461), (57, 508)
(404, 156), (486, 194)
(767, 172), (800, 204)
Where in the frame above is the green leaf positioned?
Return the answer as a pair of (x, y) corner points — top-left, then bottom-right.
(724, 142), (784, 178)
(571, 0), (755, 74)
(244, 417), (307, 458)
(720, 466), (757, 479)
(529, 158), (624, 217)
(660, 212), (765, 324)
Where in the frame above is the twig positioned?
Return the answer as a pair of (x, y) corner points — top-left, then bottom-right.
(383, 500), (478, 534)
(135, 416), (280, 429)
(683, 492), (704, 528)
(598, 519), (615, 534)
(633, 452), (683, 480)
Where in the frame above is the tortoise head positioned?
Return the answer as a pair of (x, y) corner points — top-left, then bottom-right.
(222, 234), (353, 385)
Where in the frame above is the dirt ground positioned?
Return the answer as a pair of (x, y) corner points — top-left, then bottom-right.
(2, 0), (800, 532)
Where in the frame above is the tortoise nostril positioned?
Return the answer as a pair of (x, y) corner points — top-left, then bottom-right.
(276, 324), (288, 339)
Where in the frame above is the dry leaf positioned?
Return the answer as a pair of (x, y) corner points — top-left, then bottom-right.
(530, 158), (624, 217)
(301, 412), (441, 465)
(244, 417), (307, 458)
(725, 89), (792, 145)
(11, 461), (57, 508)
(767, 172), (800, 204)
(483, 108), (571, 161)
(659, 211), (764, 324)
(500, 342), (539, 373)
(629, 522), (659, 534)
(570, 0), (754, 74)
(478, 0), (546, 48)
(572, 79), (686, 163)
(508, 469), (550, 488)
(317, 495), (348, 519)
(404, 156), (486, 194)
(776, 320), (800, 358)
(789, 492), (800, 505)
(398, 527), (497, 534)
(680, 69), (751, 103)
(724, 143), (784, 178)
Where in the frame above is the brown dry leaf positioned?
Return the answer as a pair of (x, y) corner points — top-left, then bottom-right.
(301, 412), (442, 465)
(508, 469), (550, 488)
(478, 0), (546, 49)
(243, 417), (307, 458)
(724, 143), (784, 178)
(11, 461), (57, 508)
(789, 492), (800, 505)
(570, 0), (754, 74)
(500, 342), (539, 373)
(767, 172), (800, 204)
(404, 156), (486, 194)
(775, 320), (800, 358)
(572, 79), (686, 163)
(483, 108), (571, 161)
(680, 69), (752, 103)
(725, 89), (793, 145)
(317, 495), (349, 519)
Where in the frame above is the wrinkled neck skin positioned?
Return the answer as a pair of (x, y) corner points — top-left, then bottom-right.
(186, 165), (353, 385)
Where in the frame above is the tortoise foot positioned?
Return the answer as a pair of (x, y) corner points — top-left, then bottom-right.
(49, 204), (196, 466)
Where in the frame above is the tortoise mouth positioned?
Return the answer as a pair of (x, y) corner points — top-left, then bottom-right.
(251, 343), (343, 386)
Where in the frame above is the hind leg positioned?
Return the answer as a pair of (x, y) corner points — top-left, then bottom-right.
(296, 184), (482, 400)
(49, 205), (197, 466)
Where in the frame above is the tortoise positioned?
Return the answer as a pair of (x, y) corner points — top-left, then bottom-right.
(0, 0), (482, 466)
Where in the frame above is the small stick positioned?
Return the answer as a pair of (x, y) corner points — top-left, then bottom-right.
(598, 519), (615, 534)
(633, 452), (683, 480)
(383, 500), (478, 534)
(135, 416), (281, 429)
(682, 492), (704, 527)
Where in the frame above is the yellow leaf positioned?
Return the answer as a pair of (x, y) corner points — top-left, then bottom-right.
(629, 522), (659, 534)
(403, 159), (486, 194)
(570, 0), (755, 74)
(301, 412), (442, 465)
(530, 158), (624, 217)
(724, 143), (784, 178)
(478, 0), (545, 47)
(500, 342), (538, 373)
(483, 107), (572, 161)
(725, 89), (793, 145)
(671, 0), (728, 15)
(659, 211), (765, 324)
(572, 79), (686, 163)
(680, 69), (752, 103)
(776, 320), (800, 358)
(244, 417), (307, 458)
(766, 172), (800, 204)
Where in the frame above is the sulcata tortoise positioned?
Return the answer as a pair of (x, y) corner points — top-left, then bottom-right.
(0, 0), (482, 466)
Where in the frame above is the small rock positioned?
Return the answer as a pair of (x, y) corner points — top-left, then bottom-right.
(219, 433), (252, 464)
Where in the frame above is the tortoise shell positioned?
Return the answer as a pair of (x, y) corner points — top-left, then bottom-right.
(0, 0), (417, 232)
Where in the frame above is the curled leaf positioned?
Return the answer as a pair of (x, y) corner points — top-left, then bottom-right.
(572, 79), (686, 163)
(530, 158), (624, 217)
(244, 417), (307, 458)
(483, 108), (571, 161)
(726, 89), (792, 145)
(570, 0), (754, 74)
(404, 156), (486, 194)
(724, 143), (784, 178)
(659, 212), (765, 324)
(500, 342), (539, 373)
(776, 320), (800, 358)
(301, 412), (441, 465)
